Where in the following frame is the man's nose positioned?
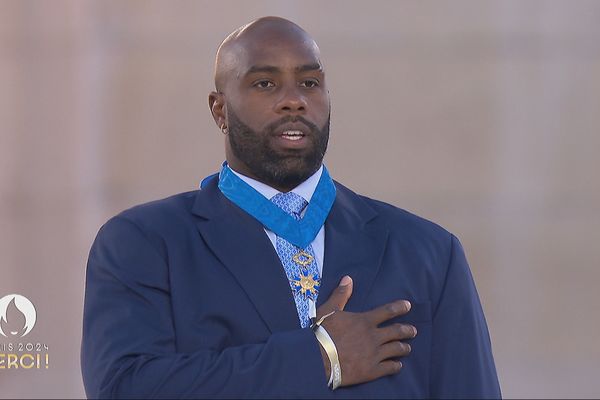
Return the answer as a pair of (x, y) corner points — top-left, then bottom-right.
(274, 86), (307, 114)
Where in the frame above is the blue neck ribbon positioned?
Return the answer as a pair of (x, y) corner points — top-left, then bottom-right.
(214, 163), (336, 249)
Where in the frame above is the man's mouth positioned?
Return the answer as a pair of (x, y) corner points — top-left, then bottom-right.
(280, 130), (305, 141)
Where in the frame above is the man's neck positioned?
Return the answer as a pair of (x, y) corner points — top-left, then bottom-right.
(226, 163), (322, 194)
(227, 163), (324, 203)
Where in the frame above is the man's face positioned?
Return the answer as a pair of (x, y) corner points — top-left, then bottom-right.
(220, 33), (331, 190)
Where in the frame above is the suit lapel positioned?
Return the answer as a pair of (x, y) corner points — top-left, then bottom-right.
(318, 182), (389, 312)
(191, 178), (300, 333)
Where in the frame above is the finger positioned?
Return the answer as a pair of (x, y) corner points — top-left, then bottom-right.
(375, 360), (403, 378)
(317, 275), (353, 315)
(377, 323), (417, 344)
(378, 341), (411, 361)
(336, 275), (353, 310)
(367, 300), (411, 325)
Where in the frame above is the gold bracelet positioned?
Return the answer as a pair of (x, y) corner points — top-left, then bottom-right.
(314, 325), (342, 390)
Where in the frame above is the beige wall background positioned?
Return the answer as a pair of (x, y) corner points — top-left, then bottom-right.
(1, 0), (599, 398)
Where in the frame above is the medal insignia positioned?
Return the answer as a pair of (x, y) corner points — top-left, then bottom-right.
(292, 250), (314, 268)
(291, 273), (320, 301)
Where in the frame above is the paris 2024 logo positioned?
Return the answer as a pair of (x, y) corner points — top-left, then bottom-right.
(0, 294), (49, 370)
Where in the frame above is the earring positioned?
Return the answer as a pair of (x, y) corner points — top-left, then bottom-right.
(220, 124), (228, 134)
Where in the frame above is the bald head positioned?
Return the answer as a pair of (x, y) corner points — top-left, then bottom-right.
(214, 17), (322, 92)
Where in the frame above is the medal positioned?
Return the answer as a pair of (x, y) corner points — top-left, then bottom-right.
(291, 272), (320, 301)
(214, 161), (330, 312)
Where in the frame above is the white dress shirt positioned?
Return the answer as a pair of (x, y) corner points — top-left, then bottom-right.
(229, 165), (325, 320)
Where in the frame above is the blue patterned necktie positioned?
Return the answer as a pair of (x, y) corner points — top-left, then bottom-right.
(270, 192), (321, 328)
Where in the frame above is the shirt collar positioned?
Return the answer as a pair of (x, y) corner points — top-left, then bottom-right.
(228, 164), (324, 203)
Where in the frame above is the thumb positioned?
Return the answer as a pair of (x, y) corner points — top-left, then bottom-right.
(320, 275), (353, 313)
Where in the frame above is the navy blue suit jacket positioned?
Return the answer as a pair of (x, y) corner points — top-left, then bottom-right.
(81, 176), (500, 398)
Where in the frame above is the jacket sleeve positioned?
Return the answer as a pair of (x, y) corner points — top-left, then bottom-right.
(429, 234), (502, 399)
(81, 216), (330, 399)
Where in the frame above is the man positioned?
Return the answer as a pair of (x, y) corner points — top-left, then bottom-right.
(81, 17), (500, 399)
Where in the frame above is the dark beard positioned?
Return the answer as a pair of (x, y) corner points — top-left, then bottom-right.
(226, 108), (330, 190)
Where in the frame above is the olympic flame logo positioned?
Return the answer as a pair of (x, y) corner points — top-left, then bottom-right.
(0, 294), (37, 338)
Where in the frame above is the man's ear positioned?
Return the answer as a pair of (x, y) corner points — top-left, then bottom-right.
(208, 91), (226, 130)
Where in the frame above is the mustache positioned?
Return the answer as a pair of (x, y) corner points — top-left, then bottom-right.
(266, 115), (320, 135)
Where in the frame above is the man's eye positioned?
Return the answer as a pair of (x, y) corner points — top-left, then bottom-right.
(254, 80), (274, 89)
(300, 79), (319, 88)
